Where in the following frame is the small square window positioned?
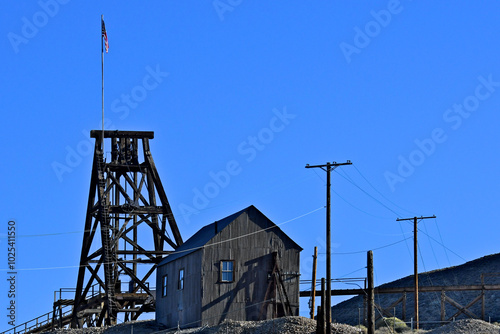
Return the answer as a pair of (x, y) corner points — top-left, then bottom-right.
(220, 260), (234, 282)
(178, 268), (184, 290)
(162, 274), (168, 297)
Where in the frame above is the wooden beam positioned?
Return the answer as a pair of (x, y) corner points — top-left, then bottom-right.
(402, 292), (406, 322)
(73, 144), (100, 327)
(143, 138), (183, 247)
(121, 172), (150, 206)
(310, 247), (318, 320)
(441, 290), (446, 322)
(300, 284), (500, 297)
(445, 294), (481, 321)
(90, 130), (154, 139)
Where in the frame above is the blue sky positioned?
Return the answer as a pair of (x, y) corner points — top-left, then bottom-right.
(2, 1), (500, 329)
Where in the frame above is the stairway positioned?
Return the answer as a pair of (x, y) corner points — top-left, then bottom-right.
(97, 153), (117, 324)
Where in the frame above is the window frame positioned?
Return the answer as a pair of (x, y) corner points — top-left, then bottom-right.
(161, 274), (168, 297)
(178, 268), (185, 290)
(220, 260), (235, 283)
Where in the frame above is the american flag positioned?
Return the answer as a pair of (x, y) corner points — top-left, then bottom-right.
(101, 18), (109, 53)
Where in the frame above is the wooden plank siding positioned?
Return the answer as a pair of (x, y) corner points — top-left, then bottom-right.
(156, 206), (301, 328)
(156, 250), (203, 329)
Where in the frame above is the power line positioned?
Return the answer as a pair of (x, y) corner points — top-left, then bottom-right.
(323, 236), (412, 255)
(313, 168), (390, 220)
(352, 165), (417, 216)
(423, 221), (440, 268)
(0, 206), (324, 272)
(435, 218), (452, 265)
(417, 227), (465, 262)
(333, 169), (402, 217)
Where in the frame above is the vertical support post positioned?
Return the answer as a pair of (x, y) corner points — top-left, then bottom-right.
(441, 290), (445, 322)
(321, 278), (326, 334)
(402, 292), (407, 322)
(310, 247), (318, 319)
(363, 294), (367, 326)
(396, 215), (435, 331)
(481, 290), (485, 320)
(413, 216), (419, 330)
(316, 306), (323, 334)
(481, 274), (485, 321)
(367, 251), (375, 334)
(58, 305), (63, 328)
(101, 15), (105, 154)
(325, 165), (331, 334)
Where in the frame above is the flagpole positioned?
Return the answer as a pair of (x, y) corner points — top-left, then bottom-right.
(101, 14), (105, 153)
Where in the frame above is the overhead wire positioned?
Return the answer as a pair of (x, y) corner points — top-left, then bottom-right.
(435, 218), (452, 265)
(312, 169), (390, 220)
(333, 169), (402, 217)
(434, 218), (468, 305)
(0, 206), (324, 272)
(352, 165), (417, 216)
(327, 236), (412, 255)
(417, 227), (465, 262)
(423, 221), (440, 268)
(396, 220), (413, 260)
(313, 166), (418, 261)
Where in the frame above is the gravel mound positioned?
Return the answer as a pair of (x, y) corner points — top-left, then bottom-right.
(104, 320), (165, 334)
(43, 320), (163, 334)
(428, 319), (500, 334)
(43, 317), (361, 334)
(200, 316), (361, 334)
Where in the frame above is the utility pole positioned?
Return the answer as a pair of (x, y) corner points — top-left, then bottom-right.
(367, 250), (375, 334)
(306, 160), (352, 334)
(310, 246), (318, 319)
(396, 215), (436, 330)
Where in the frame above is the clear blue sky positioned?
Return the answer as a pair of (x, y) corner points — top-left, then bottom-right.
(2, 1), (500, 329)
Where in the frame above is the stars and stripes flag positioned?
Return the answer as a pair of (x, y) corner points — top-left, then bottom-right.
(101, 18), (109, 53)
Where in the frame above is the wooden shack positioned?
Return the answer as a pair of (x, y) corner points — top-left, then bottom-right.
(155, 205), (302, 328)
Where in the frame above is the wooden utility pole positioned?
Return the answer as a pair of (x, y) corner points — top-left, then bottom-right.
(317, 278), (326, 334)
(396, 215), (436, 330)
(310, 247), (318, 319)
(306, 160), (352, 334)
(367, 251), (375, 334)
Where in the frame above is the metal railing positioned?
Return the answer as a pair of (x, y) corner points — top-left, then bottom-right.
(1, 282), (155, 334)
(0, 304), (72, 334)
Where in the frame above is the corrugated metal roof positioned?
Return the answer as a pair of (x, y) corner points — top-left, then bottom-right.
(157, 205), (302, 267)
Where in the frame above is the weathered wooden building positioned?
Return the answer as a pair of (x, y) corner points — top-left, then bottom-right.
(155, 205), (302, 328)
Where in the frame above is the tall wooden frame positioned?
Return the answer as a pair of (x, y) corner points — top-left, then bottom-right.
(71, 130), (183, 328)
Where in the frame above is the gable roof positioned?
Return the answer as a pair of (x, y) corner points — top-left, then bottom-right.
(157, 205), (301, 267)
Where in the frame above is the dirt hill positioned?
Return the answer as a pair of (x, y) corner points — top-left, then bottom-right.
(331, 253), (500, 329)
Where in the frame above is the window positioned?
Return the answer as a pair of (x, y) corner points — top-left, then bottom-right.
(162, 274), (168, 297)
(220, 260), (234, 282)
(178, 268), (184, 290)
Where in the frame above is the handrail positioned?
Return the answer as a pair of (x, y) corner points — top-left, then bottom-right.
(0, 304), (72, 334)
(1, 283), (156, 334)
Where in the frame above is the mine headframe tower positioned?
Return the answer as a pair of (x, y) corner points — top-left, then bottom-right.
(71, 130), (183, 328)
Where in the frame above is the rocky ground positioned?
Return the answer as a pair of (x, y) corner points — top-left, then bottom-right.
(42, 317), (500, 334)
(427, 319), (500, 334)
(333, 253), (500, 327)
